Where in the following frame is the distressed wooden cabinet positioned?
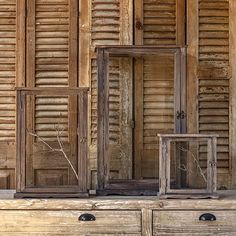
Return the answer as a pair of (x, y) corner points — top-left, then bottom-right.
(1, 193), (236, 235)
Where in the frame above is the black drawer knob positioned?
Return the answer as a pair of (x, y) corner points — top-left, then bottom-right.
(79, 213), (96, 221)
(199, 213), (216, 221)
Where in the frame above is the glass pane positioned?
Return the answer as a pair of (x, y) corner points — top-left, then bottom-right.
(106, 53), (176, 184)
(107, 56), (133, 181)
(169, 140), (208, 190)
(25, 94), (78, 188)
(142, 54), (175, 179)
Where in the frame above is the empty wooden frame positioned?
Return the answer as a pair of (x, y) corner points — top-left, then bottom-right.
(15, 88), (89, 198)
(158, 134), (219, 199)
(97, 46), (187, 195)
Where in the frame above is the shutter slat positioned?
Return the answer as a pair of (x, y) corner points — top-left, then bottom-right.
(0, 0), (15, 142)
(91, 0), (121, 46)
(143, 0), (176, 45)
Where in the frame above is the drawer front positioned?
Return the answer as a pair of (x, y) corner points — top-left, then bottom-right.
(153, 210), (236, 235)
(0, 210), (141, 235)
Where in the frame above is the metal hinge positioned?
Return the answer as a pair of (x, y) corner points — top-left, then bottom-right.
(176, 111), (186, 120)
(130, 120), (135, 129)
(135, 20), (143, 30)
(80, 137), (87, 143)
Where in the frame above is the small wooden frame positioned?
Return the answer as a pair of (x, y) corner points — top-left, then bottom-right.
(97, 46), (186, 195)
(15, 88), (89, 198)
(158, 134), (219, 199)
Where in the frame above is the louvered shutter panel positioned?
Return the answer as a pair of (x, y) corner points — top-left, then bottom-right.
(135, 0), (185, 46)
(134, 0), (185, 179)
(89, 0), (132, 188)
(198, 0), (230, 187)
(25, 0), (79, 187)
(0, 0), (16, 189)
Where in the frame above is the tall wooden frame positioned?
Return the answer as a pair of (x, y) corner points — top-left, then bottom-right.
(97, 46), (187, 195)
(15, 88), (89, 198)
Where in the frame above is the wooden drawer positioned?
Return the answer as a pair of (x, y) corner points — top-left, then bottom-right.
(0, 210), (141, 235)
(153, 210), (236, 235)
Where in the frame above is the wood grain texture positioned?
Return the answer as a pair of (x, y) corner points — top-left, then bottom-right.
(16, 0), (26, 87)
(79, 0), (89, 87)
(142, 208), (152, 236)
(187, 0), (199, 187)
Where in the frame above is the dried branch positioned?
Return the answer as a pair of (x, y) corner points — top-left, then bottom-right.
(178, 145), (207, 183)
(178, 163), (192, 174)
(27, 128), (79, 181)
(55, 126), (79, 181)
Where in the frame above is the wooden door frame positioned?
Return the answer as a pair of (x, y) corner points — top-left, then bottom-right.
(97, 46), (187, 195)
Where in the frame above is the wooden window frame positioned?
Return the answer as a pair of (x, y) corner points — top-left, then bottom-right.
(97, 46), (187, 195)
(15, 87), (89, 198)
(158, 134), (218, 199)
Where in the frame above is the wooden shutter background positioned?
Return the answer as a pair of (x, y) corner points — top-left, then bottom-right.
(89, 0), (133, 189)
(0, 0), (16, 189)
(134, 0), (185, 179)
(198, 0), (230, 188)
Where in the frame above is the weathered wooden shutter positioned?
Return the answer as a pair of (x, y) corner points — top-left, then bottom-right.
(25, 0), (79, 187)
(134, 0), (185, 179)
(198, 0), (230, 188)
(89, 0), (132, 188)
(0, 0), (16, 189)
(134, 0), (185, 46)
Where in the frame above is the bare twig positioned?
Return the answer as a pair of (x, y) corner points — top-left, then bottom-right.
(27, 128), (79, 181)
(55, 126), (79, 180)
(26, 129), (60, 151)
(178, 163), (193, 174)
(178, 145), (207, 183)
